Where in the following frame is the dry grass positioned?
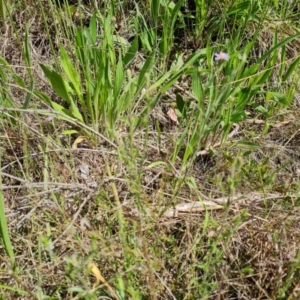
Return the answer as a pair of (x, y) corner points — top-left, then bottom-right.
(1, 1), (300, 299)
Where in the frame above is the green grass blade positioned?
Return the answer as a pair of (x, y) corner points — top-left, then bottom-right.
(114, 56), (124, 101)
(192, 67), (203, 102)
(60, 45), (82, 98)
(22, 24), (34, 109)
(0, 178), (15, 268)
(283, 56), (300, 82)
(123, 36), (138, 68)
(136, 52), (156, 92)
(242, 34), (300, 79)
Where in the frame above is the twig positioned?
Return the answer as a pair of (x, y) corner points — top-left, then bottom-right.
(52, 193), (93, 246)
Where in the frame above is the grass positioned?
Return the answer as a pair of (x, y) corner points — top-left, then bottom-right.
(1, 0), (300, 299)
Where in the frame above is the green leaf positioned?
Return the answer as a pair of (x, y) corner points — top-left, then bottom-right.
(24, 24), (31, 68)
(62, 130), (78, 135)
(176, 93), (185, 114)
(234, 141), (261, 150)
(255, 105), (268, 114)
(23, 24), (34, 108)
(242, 34), (300, 79)
(257, 34), (300, 65)
(22, 80), (34, 109)
(161, 50), (205, 93)
(60, 45), (82, 98)
(12, 74), (25, 87)
(0, 184), (15, 268)
(69, 102), (84, 122)
(283, 56), (300, 82)
(50, 102), (73, 119)
(134, 92), (161, 130)
(89, 12), (97, 44)
(151, 0), (159, 29)
(137, 52), (155, 91)
(279, 45), (286, 80)
(114, 57), (124, 100)
(192, 68), (203, 102)
(123, 36), (138, 68)
(40, 64), (71, 103)
(267, 91), (289, 106)
(230, 111), (247, 122)
(34, 90), (77, 121)
(147, 68), (178, 93)
(227, 1), (252, 16)
(0, 284), (28, 295)
(146, 161), (167, 169)
(169, 0), (185, 32)
(40, 64), (84, 121)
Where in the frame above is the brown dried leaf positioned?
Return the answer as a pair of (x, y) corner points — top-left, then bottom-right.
(87, 262), (120, 299)
(271, 119), (293, 128)
(163, 200), (223, 217)
(167, 107), (179, 125)
(72, 136), (86, 149)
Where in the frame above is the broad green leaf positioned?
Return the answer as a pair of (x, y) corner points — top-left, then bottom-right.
(34, 90), (76, 121)
(267, 91), (289, 106)
(255, 105), (268, 114)
(40, 64), (71, 103)
(192, 67), (203, 102)
(69, 102), (84, 122)
(230, 111), (247, 122)
(176, 93), (185, 114)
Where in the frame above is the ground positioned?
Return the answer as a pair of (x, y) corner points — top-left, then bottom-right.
(0, 1), (300, 299)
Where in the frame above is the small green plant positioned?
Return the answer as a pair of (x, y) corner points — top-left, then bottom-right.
(171, 32), (300, 167)
(35, 9), (153, 134)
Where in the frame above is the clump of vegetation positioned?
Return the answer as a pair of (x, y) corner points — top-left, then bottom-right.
(1, 0), (300, 299)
